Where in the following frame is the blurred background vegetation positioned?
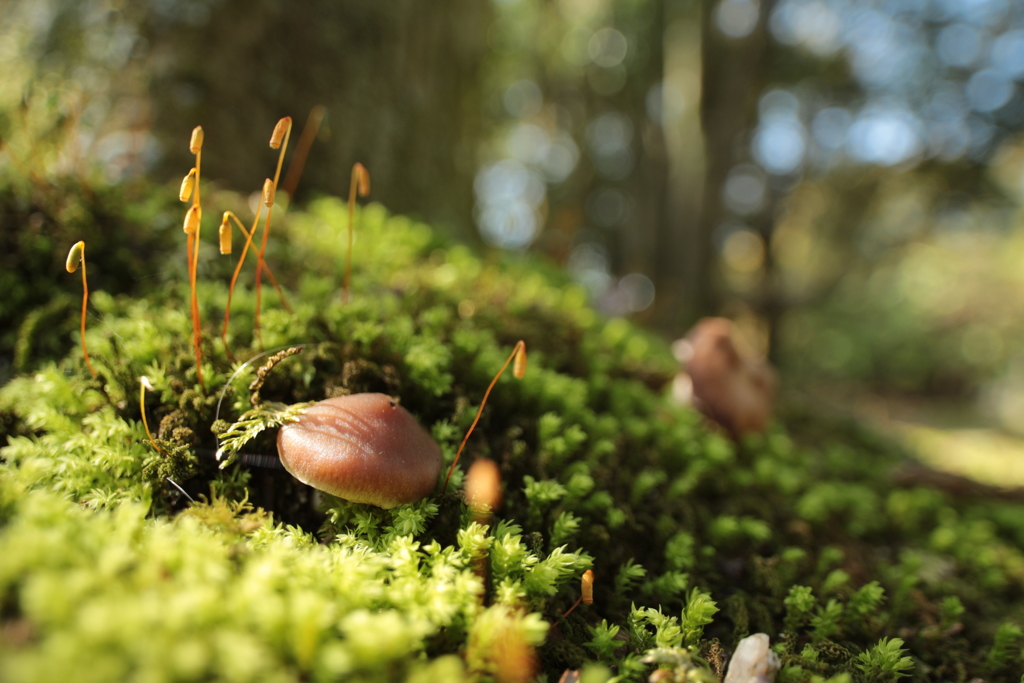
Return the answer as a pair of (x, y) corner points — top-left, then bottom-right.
(4, 0), (1024, 448)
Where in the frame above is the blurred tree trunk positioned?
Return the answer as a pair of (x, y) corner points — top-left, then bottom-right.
(618, 2), (669, 301)
(649, 1), (704, 337)
(143, 0), (491, 244)
(681, 0), (773, 328)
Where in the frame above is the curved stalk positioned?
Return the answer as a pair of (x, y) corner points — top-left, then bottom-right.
(442, 341), (527, 494)
(65, 240), (97, 377)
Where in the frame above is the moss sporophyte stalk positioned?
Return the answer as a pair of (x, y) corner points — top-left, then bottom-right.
(254, 117), (294, 348)
(64, 239), (96, 377)
(443, 340), (527, 493)
(23, 114), (1024, 681)
(183, 125), (205, 390)
(345, 162), (371, 304)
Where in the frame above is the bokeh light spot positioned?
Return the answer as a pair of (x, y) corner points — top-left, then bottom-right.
(541, 133), (579, 183)
(991, 29), (1024, 78)
(965, 68), (1014, 113)
(586, 112), (635, 180)
(588, 28), (628, 68)
(568, 242), (612, 296)
(847, 106), (923, 165)
(754, 118), (807, 175)
(586, 187), (632, 229)
(770, 0), (841, 55)
(478, 202), (538, 249)
(812, 107), (852, 151)
(716, 0), (760, 39)
(935, 23), (983, 68)
(722, 228), (766, 272)
(723, 164), (767, 215)
(505, 123), (548, 164)
(619, 273), (656, 312)
(474, 160), (546, 249)
(503, 80), (543, 119)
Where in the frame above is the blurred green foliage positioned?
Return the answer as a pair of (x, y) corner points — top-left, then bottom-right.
(7, 0), (1024, 410)
(0, 173), (179, 379)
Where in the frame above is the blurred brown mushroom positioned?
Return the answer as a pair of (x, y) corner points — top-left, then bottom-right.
(277, 393), (442, 508)
(672, 317), (777, 438)
(465, 458), (503, 523)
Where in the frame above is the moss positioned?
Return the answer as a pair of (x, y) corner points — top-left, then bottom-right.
(0, 187), (1023, 682)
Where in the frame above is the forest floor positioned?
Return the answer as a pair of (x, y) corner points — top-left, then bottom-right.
(806, 386), (1024, 489)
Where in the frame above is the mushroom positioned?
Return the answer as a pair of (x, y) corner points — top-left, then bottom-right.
(276, 393), (443, 508)
(672, 317), (777, 438)
(465, 457), (502, 523)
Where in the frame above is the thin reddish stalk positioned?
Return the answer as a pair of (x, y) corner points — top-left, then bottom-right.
(561, 595), (584, 620)
(344, 163), (369, 304)
(558, 570), (594, 622)
(189, 147), (205, 391)
(254, 122), (292, 345)
(281, 105), (325, 198)
(140, 378), (168, 456)
(221, 208), (263, 361)
(442, 341), (526, 494)
(345, 170), (357, 303)
(187, 227), (204, 391)
(79, 256), (97, 377)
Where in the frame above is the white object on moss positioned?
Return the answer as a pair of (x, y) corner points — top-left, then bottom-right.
(724, 633), (780, 683)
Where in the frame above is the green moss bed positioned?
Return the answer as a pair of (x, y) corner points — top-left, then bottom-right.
(1, 184), (1022, 682)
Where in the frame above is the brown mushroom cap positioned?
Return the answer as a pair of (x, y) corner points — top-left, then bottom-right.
(277, 393), (443, 509)
(677, 317), (777, 438)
